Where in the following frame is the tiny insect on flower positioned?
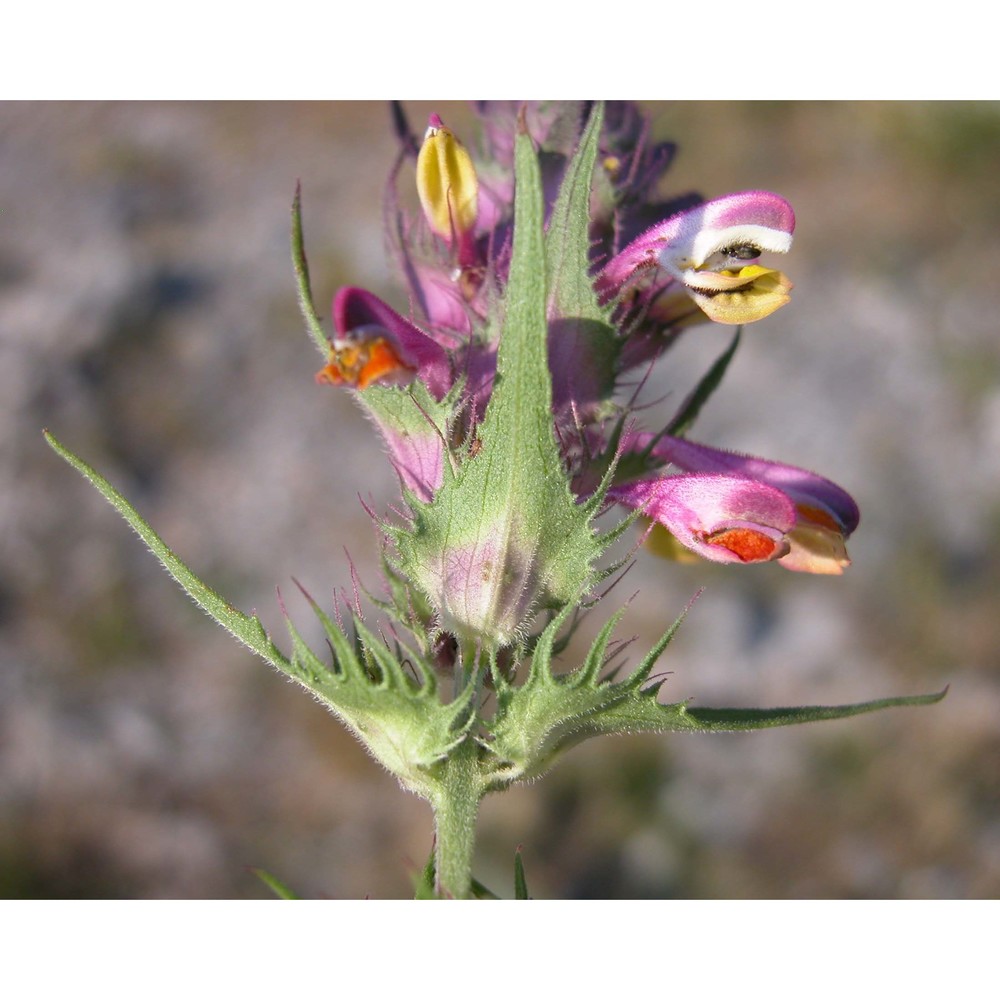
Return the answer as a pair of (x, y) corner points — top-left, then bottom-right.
(595, 191), (796, 326)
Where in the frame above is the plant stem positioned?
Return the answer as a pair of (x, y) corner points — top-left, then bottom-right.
(431, 737), (483, 899)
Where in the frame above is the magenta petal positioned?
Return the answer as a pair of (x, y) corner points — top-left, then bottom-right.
(412, 267), (474, 336)
(333, 287), (452, 398)
(690, 190), (796, 240)
(609, 473), (796, 565)
(373, 422), (444, 503)
(629, 433), (859, 536)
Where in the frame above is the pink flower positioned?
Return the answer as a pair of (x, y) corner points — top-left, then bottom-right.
(594, 191), (796, 326)
(621, 434), (859, 574)
(608, 473), (797, 565)
(316, 286), (452, 398)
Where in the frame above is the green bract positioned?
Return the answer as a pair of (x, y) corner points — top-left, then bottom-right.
(391, 115), (611, 649)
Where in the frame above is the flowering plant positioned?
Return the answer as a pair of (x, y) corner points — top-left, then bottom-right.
(46, 102), (943, 899)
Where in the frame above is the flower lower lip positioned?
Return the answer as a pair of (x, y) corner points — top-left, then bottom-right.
(702, 526), (788, 562)
(685, 283), (728, 298)
(684, 276), (758, 298)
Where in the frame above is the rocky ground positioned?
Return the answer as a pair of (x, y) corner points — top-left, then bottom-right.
(2, 101), (998, 898)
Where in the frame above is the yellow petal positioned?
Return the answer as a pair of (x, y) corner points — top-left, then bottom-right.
(685, 265), (792, 324)
(779, 522), (850, 574)
(642, 520), (702, 564)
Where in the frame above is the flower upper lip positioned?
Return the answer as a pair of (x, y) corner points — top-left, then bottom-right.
(328, 286), (452, 399)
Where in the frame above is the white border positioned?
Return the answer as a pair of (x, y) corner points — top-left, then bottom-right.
(3, 4), (996, 99)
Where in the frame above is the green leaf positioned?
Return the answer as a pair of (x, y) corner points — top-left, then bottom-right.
(545, 102), (608, 325)
(664, 329), (741, 440)
(45, 431), (475, 800)
(485, 587), (947, 785)
(45, 431), (291, 672)
(291, 182), (329, 357)
(284, 604), (477, 797)
(676, 688), (949, 729)
(469, 877), (500, 900)
(543, 100), (621, 431)
(487, 597), (690, 784)
(251, 868), (300, 900)
(552, 686), (950, 743)
(486, 603), (643, 785)
(413, 851), (437, 900)
(514, 847), (529, 900)
(478, 119), (594, 569)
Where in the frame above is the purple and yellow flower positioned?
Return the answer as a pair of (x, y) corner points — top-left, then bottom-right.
(312, 102), (857, 639)
(594, 190), (796, 326)
(607, 471), (797, 566)
(618, 433), (859, 574)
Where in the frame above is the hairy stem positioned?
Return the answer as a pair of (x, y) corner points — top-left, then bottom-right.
(430, 739), (483, 899)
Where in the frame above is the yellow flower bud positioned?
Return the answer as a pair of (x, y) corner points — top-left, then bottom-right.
(416, 115), (479, 245)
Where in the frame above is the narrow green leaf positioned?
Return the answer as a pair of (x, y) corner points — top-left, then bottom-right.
(469, 877), (501, 900)
(544, 102), (620, 417)
(621, 595), (698, 690)
(251, 868), (300, 900)
(520, 599), (576, 688)
(545, 102), (607, 323)
(566, 687), (950, 739)
(570, 607), (626, 688)
(45, 432), (290, 672)
(353, 617), (418, 692)
(487, 679), (631, 785)
(513, 848), (529, 900)
(413, 850), (437, 900)
(284, 613), (336, 688)
(663, 329), (742, 441)
(680, 688), (949, 730)
(291, 182), (330, 357)
(45, 432), (475, 799)
(487, 576), (946, 783)
(489, 122), (560, 455)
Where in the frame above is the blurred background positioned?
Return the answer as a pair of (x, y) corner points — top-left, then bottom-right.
(2, 101), (998, 899)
